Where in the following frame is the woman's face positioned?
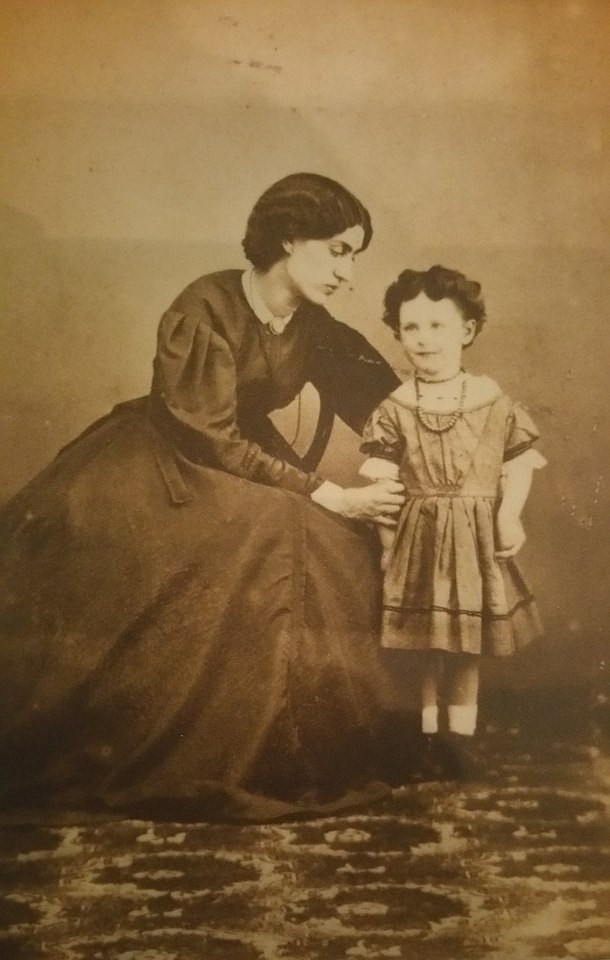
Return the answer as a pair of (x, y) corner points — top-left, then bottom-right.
(398, 292), (475, 380)
(282, 224), (365, 306)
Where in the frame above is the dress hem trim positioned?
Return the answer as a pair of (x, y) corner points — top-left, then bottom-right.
(382, 595), (536, 621)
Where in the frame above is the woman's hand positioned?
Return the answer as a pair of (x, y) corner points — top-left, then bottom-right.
(340, 480), (406, 525)
(312, 479), (404, 525)
(495, 512), (526, 558)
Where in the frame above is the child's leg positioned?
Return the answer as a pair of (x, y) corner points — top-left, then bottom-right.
(445, 653), (480, 737)
(421, 651), (442, 734)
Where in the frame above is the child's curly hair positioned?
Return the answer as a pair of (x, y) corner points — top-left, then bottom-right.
(383, 265), (487, 343)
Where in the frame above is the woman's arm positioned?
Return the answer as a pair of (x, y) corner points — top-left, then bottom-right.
(305, 313), (405, 523)
(150, 302), (322, 495)
(308, 312), (401, 436)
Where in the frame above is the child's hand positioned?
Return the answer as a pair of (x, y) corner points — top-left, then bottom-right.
(495, 513), (526, 558)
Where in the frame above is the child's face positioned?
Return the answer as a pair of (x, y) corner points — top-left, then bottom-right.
(398, 292), (475, 380)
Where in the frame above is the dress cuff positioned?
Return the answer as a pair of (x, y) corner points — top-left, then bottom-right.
(310, 480), (345, 512)
(358, 457), (400, 481)
(304, 473), (326, 495)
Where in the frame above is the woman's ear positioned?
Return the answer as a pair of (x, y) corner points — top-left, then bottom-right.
(463, 319), (476, 345)
(282, 239), (294, 256)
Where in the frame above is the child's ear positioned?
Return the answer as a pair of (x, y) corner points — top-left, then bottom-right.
(282, 240), (294, 256)
(463, 319), (476, 345)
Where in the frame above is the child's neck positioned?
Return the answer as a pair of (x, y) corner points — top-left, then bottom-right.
(413, 369), (467, 413)
(415, 367), (464, 384)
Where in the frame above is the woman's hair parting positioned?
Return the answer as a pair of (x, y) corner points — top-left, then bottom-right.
(383, 264), (487, 342)
(242, 172), (372, 270)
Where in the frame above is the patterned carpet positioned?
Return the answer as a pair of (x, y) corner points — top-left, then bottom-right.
(1, 701), (609, 960)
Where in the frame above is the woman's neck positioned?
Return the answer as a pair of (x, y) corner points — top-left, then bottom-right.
(252, 262), (300, 318)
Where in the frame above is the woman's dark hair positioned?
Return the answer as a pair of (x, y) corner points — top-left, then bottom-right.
(382, 264), (487, 343)
(242, 173), (372, 270)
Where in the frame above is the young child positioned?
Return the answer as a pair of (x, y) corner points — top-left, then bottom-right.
(360, 265), (546, 777)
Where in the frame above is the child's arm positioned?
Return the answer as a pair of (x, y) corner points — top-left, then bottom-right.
(378, 522), (397, 571)
(359, 400), (405, 569)
(496, 449), (546, 558)
(358, 459), (401, 569)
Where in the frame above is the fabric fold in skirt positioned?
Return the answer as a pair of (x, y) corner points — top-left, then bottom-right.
(0, 403), (397, 821)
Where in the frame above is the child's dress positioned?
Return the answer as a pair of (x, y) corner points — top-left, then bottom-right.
(360, 374), (545, 656)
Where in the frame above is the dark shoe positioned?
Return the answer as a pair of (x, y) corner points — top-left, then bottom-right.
(438, 732), (483, 781)
(415, 735), (448, 781)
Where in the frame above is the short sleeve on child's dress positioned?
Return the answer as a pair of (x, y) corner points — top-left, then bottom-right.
(503, 402), (547, 470)
(359, 403), (404, 480)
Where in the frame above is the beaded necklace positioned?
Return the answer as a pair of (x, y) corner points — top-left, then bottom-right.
(414, 371), (467, 433)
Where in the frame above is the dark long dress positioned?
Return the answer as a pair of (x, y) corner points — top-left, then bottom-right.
(0, 270), (400, 821)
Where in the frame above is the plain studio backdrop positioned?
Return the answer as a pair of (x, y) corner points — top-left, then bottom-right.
(1, 0), (608, 692)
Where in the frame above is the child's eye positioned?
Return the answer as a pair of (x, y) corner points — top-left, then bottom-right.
(401, 323), (417, 332)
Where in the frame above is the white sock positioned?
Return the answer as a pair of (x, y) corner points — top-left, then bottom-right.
(421, 706), (439, 735)
(447, 704), (478, 736)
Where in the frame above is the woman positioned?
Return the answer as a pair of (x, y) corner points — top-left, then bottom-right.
(0, 173), (404, 821)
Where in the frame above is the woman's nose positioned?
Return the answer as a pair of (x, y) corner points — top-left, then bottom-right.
(333, 257), (354, 282)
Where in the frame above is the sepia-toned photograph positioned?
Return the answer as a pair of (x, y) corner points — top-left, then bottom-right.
(1, 1), (609, 957)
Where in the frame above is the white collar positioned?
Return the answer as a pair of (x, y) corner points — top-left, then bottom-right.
(390, 373), (503, 412)
(241, 267), (294, 335)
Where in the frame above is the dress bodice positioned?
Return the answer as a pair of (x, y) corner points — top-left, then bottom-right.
(232, 311), (311, 421)
(148, 270), (399, 495)
(361, 376), (540, 498)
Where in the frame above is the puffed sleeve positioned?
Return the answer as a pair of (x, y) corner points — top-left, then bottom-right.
(503, 402), (543, 462)
(149, 306), (322, 495)
(359, 402), (404, 480)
